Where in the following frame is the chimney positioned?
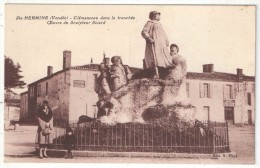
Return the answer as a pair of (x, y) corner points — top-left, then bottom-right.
(63, 50), (71, 70)
(237, 68), (243, 81)
(47, 66), (53, 76)
(203, 64), (214, 73)
(143, 59), (146, 69)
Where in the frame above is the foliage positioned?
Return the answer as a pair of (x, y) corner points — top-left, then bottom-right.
(4, 56), (26, 89)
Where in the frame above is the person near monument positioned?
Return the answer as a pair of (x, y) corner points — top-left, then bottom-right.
(64, 127), (76, 159)
(110, 56), (132, 91)
(169, 43), (187, 82)
(95, 63), (111, 99)
(36, 100), (53, 159)
(141, 11), (173, 78)
(169, 43), (188, 102)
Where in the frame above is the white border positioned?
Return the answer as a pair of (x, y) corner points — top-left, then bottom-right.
(0, 0), (259, 168)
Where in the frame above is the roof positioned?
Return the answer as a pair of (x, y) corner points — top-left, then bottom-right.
(71, 64), (100, 71)
(28, 64), (143, 86)
(187, 71), (255, 82)
(28, 68), (70, 86)
(71, 64), (142, 74)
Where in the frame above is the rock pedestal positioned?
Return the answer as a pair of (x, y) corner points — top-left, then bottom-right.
(97, 78), (195, 127)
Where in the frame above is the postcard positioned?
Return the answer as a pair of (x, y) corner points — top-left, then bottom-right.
(1, 2), (258, 168)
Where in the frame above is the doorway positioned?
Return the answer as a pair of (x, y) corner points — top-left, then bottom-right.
(248, 110), (252, 125)
(224, 107), (234, 125)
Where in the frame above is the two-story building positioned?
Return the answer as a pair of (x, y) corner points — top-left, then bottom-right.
(186, 64), (255, 125)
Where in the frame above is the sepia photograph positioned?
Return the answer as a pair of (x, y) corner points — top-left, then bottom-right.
(0, 1), (258, 167)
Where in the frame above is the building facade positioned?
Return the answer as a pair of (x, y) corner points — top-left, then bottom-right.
(21, 51), (255, 125)
(186, 64), (255, 125)
(25, 51), (100, 124)
(20, 91), (28, 123)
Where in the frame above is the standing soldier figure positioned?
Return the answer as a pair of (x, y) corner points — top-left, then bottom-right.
(142, 11), (173, 78)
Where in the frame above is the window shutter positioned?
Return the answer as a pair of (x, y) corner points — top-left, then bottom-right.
(186, 82), (190, 98)
(209, 83), (213, 98)
(245, 92), (248, 105)
(231, 85), (235, 99)
(223, 84), (226, 100)
(199, 83), (203, 98)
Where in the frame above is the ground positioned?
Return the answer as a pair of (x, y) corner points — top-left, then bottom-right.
(3, 124), (255, 164)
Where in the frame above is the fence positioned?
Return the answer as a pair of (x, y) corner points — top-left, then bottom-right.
(52, 120), (230, 154)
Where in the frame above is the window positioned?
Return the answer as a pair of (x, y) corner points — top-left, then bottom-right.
(30, 86), (35, 98)
(45, 82), (48, 95)
(200, 83), (211, 98)
(247, 92), (251, 105)
(252, 84), (255, 92)
(93, 105), (97, 119)
(94, 74), (98, 87)
(248, 110), (252, 125)
(203, 83), (209, 97)
(203, 106), (210, 121)
(226, 85), (232, 99)
(37, 84), (41, 97)
(224, 107), (234, 121)
(225, 85), (234, 99)
(186, 82), (190, 98)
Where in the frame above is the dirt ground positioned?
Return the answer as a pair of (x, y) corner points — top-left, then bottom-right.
(4, 125), (255, 164)
(228, 125), (255, 164)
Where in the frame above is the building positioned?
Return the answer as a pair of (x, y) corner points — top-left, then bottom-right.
(25, 50), (100, 124)
(186, 64), (255, 125)
(24, 50), (140, 124)
(20, 91), (28, 123)
(4, 89), (21, 120)
(21, 51), (255, 125)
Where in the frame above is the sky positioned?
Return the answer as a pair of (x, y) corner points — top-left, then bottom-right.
(4, 4), (256, 94)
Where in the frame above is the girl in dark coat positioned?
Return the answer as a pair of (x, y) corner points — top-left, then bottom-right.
(36, 100), (53, 159)
(64, 127), (76, 159)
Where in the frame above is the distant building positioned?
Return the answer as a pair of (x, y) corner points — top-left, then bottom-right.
(186, 64), (255, 125)
(21, 51), (255, 126)
(20, 91), (28, 123)
(4, 88), (21, 106)
(4, 89), (21, 121)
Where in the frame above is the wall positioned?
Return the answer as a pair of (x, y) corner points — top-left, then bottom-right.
(20, 93), (28, 123)
(234, 81), (255, 125)
(187, 79), (225, 122)
(69, 69), (99, 122)
(36, 70), (70, 123)
(28, 84), (38, 123)
(186, 79), (255, 124)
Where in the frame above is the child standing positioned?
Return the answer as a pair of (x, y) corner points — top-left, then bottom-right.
(64, 127), (76, 159)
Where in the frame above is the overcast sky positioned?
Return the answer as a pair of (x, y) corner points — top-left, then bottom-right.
(5, 5), (255, 93)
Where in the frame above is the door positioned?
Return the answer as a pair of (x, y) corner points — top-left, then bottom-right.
(248, 110), (252, 125)
(224, 107), (234, 125)
(203, 106), (210, 122)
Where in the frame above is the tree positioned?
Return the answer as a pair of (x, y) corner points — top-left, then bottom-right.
(4, 56), (26, 89)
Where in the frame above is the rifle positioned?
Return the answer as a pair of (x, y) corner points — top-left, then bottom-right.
(152, 43), (159, 78)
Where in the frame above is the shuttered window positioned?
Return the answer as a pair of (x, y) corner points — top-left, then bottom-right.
(224, 84), (235, 99)
(45, 82), (48, 95)
(247, 92), (251, 106)
(200, 83), (211, 98)
(186, 82), (190, 98)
